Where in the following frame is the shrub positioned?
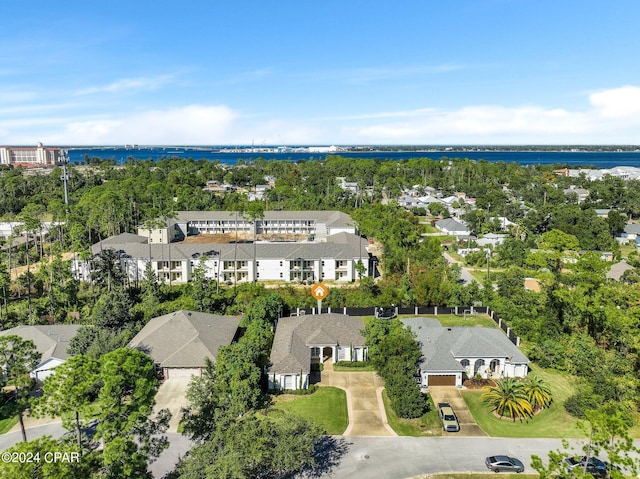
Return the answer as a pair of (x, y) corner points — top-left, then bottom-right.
(310, 363), (324, 372)
(334, 361), (370, 368)
(288, 384), (318, 396)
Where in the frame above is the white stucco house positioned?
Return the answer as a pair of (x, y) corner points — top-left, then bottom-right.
(401, 318), (529, 388)
(0, 324), (81, 383)
(268, 313), (367, 390)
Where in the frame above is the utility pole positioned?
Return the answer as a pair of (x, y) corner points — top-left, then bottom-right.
(60, 150), (70, 213)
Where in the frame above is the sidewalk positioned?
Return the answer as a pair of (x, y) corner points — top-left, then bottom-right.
(317, 361), (396, 437)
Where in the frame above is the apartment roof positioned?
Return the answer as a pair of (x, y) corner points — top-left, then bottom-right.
(91, 232), (369, 261)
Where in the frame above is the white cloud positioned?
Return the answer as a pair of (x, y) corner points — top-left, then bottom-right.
(589, 85), (640, 118)
(57, 105), (238, 144)
(75, 75), (176, 95)
(4, 85), (640, 145)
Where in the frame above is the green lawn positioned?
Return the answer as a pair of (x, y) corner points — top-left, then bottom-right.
(0, 399), (19, 435)
(381, 389), (442, 436)
(272, 386), (348, 435)
(461, 366), (583, 438)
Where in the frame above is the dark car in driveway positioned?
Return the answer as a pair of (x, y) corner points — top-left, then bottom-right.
(563, 456), (608, 477)
(485, 455), (525, 473)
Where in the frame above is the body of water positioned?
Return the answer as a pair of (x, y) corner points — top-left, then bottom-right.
(67, 147), (640, 169)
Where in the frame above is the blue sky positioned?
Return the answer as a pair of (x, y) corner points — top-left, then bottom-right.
(2, 0), (640, 145)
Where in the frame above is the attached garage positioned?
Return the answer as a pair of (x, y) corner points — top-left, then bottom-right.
(427, 374), (457, 386)
(165, 368), (202, 379)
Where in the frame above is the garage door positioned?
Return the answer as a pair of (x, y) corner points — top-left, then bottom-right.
(165, 368), (201, 379)
(428, 375), (456, 386)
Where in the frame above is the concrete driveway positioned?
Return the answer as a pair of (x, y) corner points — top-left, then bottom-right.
(428, 386), (487, 436)
(153, 378), (191, 432)
(316, 362), (396, 437)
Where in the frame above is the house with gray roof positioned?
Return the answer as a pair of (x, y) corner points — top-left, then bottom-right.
(435, 218), (471, 236)
(401, 317), (529, 387)
(606, 260), (635, 281)
(268, 313), (367, 390)
(0, 324), (81, 383)
(128, 310), (241, 379)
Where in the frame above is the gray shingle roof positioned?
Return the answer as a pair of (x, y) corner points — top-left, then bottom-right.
(92, 232), (368, 262)
(128, 310), (241, 368)
(269, 313), (366, 375)
(435, 218), (469, 233)
(401, 317), (529, 373)
(0, 324), (81, 361)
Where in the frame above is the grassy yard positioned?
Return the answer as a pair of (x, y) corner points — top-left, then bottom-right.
(0, 397), (19, 435)
(381, 389), (442, 436)
(461, 366), (584, 438)
(272, 386), (348, 435)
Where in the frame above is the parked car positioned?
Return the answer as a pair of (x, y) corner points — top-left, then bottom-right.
(485, 455), (525, 473)
(437, 402), (460, 432)
(563, 456), (608, 477)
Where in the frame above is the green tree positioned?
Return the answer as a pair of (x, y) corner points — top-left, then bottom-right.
(0, 335), (41, 442)
(175, 413), (321, 479)
(523, 374), (552, 411)
(96, 348), (170, 479)
(481, 377), (533, 421)
(33, 355), (101, 454)
(532, 406), (640, 479)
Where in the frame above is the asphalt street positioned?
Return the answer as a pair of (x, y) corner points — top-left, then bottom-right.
(313, 436), (568, 478)
(0, 424), (619, 479)
(443, 252), (479, 286)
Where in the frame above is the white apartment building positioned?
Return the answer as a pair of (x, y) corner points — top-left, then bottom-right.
(136, 210), (356, 243)
(0, 143), (64, 166)
(74, 231), (371, 285)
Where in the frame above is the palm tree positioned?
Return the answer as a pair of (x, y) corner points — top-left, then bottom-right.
(481, 377), (533, 421)
(524, 374), (552, 411)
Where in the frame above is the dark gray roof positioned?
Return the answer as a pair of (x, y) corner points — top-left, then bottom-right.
(92, 232), (369, 261)
(401, 317), (529, 373)
(0, 324), (81, 361)
(269, 313), (366, 375)
(128, 310), (241, 368)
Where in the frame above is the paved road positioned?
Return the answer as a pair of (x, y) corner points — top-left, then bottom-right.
(443, 252), (479, 286)
(313, 436), (567, 478)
